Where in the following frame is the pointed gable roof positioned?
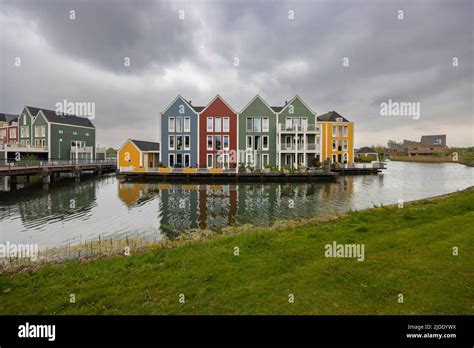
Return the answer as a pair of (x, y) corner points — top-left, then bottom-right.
(26, 106), (95, 127)
(160, 95), (202, 115)
(239, 95), (275, 114)
(317, 111), (350, 122)
(277, 95), (315, 115)
(200, 95), (237, 115)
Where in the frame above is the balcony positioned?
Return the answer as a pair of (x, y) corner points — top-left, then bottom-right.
(70, 145), (94, 153)
(278, 124), (320, 133)
(279, 143), (320, 152)
(0, 142), (48, 152)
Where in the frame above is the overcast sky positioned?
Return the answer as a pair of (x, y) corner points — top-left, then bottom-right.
(1, 0), (472, 148)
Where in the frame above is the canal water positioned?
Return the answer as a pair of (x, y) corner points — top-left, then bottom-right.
(0, 161), (473, 252)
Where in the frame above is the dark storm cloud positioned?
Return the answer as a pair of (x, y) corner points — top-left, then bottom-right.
(0, 0), (472, 147)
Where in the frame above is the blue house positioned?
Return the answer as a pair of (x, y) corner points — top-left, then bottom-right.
(160, 95), (203, 167)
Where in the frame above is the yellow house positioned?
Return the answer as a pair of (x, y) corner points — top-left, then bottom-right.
(318, 111), (354, 164)
(117, 139), (160, 173)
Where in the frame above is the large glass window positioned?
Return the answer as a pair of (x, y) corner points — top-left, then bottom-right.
(223, 117), (229, 132)
(215, 118), (222, 132)
(223, 135), (229, 149)
(215, 135), (222, 150)
(332, 125), (337, 136)
(254, 135), (261, 150)
(207, 117), (213, 132)
(246, 136), (252, 149)
(246, 118), (253, 132)
(168, 117), (175, 132)
(176, 117), (183, 132)
(207, 154), (213, 168)
(184, 117), (191, 132)
(344, 126), (348, 137)
(176, 135), (183, 150)
(262, 136), (269, 150)
(184, 135), (190, 150)
(169, 135), (175, 150)
(169, 154), (175, 167)
(262, 118), (269, 132)
(254, 118), (262, 132)
(332, 139), (337, 150)
(207, 136), (213, 150)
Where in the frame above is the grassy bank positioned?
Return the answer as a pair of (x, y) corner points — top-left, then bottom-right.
(1, 188), (473, 315)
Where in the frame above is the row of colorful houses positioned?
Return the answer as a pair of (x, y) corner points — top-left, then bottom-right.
(0, 106), (105, 162)
(118, 95), (355, 172)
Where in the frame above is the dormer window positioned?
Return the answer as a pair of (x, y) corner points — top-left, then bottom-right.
(336, 117), (343, 122)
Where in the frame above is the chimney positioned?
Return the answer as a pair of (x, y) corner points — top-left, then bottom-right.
(188, 100), (192, 105)
(285, 101), (288, 105)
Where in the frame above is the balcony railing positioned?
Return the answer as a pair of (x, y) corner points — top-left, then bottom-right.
(70, 146), (94, 153)
(279, 143), (320, 152)
(0, 143), (48, 151)
(278, 124), (320, 132)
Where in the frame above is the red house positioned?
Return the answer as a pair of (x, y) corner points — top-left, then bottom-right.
(199, 95), (238, 169)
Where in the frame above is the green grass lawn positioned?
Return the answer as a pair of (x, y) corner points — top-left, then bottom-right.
(1, 188), (473, 315)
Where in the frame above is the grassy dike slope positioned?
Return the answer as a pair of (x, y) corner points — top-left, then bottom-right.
(1, 188), (473, 315)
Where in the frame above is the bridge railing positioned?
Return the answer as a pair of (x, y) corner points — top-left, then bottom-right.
(0, 159), (117, 169)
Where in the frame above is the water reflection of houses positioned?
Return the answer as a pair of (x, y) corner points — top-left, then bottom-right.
(0, 178), (99, 225)
(198, 184), (237, 229)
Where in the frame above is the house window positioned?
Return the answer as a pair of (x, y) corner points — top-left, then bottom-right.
(338, 126), (343, 137)
(343, 140), (348, 150)
(262, 136), (269, 150)
(207, 136), (213, 150)
(246, 135), (252, 149)
(262, 118), (269, 132)
(246, 118), (253, 132)
(23, 116), (27, 126)
(332, 154), (337, 163)
(215, 135), (222, 150)
(85, 132), (89, 136)
(184, 117), (191, 132)
(34, 126), (45, 137)
(176, 135), (183, 150)
(184, 154), (190, 167)
(338, 140), (343, 151)
(253, 118), (262, 132)
(223, 117), (229, 132)
(254, 135), (261, 150)
(332, 140), (337, 150)
(168, 117), (175, 132)
(73, 131), (77, 135)
(207, 154), (213, 168)
(207, 117), (213, 132)
(332, 126), (337, 136)
(215, 118), (222, 132)
(216, 154), (222, 168)
(285, 118), (292, 130)
(184, 135), (190, 150)
(343, 126), (348, 137)
(223, 135), (229, 149)
(71, 140), (86, 148)
(176, 117), (183, 132)
(59, 130), (63, 134)
(21, 126), (29, 138)
(169, 135), (175, 150)
(262, 154), (269, 167)
(169, 154), (175, 167)
(9, 128), (16, 138)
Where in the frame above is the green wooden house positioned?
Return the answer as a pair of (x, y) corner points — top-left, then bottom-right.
(238, 95), (277, 169)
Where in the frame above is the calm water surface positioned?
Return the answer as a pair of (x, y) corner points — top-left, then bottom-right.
(1, 161), (473, 251)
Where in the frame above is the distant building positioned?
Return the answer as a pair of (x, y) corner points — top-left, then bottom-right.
(318, 111), (354, 164)
(0, 113), (19, 145)
(0, 105), (97, 162)
(386, 134), (447, 157)
(355, 147), (379, 161)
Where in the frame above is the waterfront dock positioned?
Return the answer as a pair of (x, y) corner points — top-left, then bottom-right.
(0, 160), (116, 186)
